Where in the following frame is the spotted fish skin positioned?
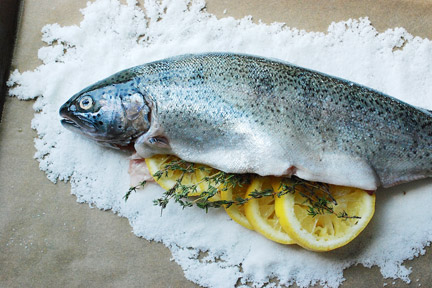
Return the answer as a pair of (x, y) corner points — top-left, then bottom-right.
(60, 53), (432, 190)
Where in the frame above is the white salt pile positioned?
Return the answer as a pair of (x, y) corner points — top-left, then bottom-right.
(8, 0), (432, 287)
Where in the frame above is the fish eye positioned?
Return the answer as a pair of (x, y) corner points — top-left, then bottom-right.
(79, 95), (93, 110)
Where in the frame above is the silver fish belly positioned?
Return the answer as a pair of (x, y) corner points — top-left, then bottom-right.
(60, 53), (432, 190)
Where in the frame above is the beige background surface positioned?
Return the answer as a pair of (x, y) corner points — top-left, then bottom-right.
(1, 0), (432, 287)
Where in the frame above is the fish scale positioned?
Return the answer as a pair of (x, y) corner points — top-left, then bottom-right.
(59, 53), (432, 190)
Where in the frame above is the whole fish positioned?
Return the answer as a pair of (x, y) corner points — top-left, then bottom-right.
(59, 53), (432, 190)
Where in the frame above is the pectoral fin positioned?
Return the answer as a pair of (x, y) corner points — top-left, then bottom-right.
(134, 126), (171, 158)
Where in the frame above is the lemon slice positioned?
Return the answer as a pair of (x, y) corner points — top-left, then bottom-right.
(244, 177), (295, 244)
(274, 180), (375, 251)
(145, 154), (220, 199)
(220, 185), (253, 230)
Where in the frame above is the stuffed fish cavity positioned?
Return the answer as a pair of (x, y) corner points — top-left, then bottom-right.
(59, 53), (432, 190)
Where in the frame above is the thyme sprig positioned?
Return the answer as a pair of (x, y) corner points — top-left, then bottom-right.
(123, 180), (147, 201)
(125, 158), (360, 220)
(151, 160), (251, 213)
(278, 178), (361, 220)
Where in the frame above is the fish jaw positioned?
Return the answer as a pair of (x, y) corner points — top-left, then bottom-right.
(59, 104), (98, 134)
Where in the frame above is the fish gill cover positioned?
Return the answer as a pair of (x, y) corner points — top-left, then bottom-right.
(7, 0), (432, 287)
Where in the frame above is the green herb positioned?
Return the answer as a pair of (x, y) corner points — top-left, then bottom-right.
(123, 180), (146, 201)
(150, 160), (251, 214)
(276, 178), (361, 220)
(125, 158), (360, 220)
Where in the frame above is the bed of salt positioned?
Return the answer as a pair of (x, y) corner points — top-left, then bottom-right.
(7, 0), (432, 287)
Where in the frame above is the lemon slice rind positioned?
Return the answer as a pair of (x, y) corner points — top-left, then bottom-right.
(274, 185), (375, 251)
(221, 186), (254, 230)
(244, 177), (295, 245)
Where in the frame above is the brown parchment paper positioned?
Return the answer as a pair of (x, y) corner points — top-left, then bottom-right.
(1, 1), (431, 287)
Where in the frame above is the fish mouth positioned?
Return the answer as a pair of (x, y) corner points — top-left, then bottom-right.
(60, 115), (131, 147)
(60, 116), (97, 133)
(61, 118), (134, 149)
(61, 118), (80, 129)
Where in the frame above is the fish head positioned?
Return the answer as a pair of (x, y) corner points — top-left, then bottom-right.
(59, 79), (151, 149)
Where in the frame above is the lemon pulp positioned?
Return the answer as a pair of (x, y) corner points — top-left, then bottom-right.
(220, 185), (254, 230)
(274, 182), (375, 251)
(145, 154), (220, 200)
(244, 177), (294, 244)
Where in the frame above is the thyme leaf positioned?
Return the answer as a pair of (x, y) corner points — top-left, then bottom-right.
(123, 180), (147, 201)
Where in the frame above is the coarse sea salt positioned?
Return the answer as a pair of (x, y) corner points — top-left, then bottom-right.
(8, 0), (432, 287)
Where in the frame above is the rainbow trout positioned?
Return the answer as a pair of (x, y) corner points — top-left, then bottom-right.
(59, 53), (432, 190)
